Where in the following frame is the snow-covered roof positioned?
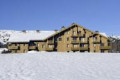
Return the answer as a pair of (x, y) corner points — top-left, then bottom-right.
(99, 33), (107, 37)
(8, 31), (55, 43)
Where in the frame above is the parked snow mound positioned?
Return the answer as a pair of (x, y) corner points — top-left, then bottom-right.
(0, 53), (120, 80)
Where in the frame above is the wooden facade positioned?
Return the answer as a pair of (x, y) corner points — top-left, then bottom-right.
(8, 23), (111, 53)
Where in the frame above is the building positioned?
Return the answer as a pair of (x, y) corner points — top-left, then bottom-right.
(7, 23), (111, 53)
(109, 36), (120, 53)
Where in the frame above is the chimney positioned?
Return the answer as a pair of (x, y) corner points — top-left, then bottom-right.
(95, 31), (99, 34)
(61, 26), (66, 30)
(72, 23), (75, 25)
(54, 29), (58, 33)
(22, 30), (26, 33)
(36, 30), (40, 33)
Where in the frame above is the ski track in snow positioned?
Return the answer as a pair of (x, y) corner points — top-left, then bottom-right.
(0, 53), (120, 80)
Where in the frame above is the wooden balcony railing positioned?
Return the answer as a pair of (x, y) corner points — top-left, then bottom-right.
(80, 41), (88, 44)
(93, 40), (100, 43)
(71, 34), (84, 37)
(71, 40), (88, 44)
(47, 41), (54, 44)
(100, 46), (112, 50)
(29, 46), (36, 50)
(8, 46), (19, 49)
(71, 40), (80, 44)
(71, 46), (89, 51)
(45, 47), (54, 51)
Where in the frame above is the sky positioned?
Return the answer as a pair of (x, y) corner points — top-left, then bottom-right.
(0, 0), (120, 35)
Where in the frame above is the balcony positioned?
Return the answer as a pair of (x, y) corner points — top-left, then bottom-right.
(93, 40), (100, 43)
(71, 40), (80, 44)
(47, 41), (54, 44)
(8, 46), (19, 50)
(71, 46), (89, 51)
(71, 40), (88, 44)
(71, 47), (79, 51)
(80, 41), (88, 44)
(29, 46), (36, 50)
(71, 34), (82, 37)
(45, 47), (54, 51)
(80, 47), (89, 50)
(100, 46), (112, 50)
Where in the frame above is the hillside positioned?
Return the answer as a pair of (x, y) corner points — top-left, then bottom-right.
(0, 52), (120, 80)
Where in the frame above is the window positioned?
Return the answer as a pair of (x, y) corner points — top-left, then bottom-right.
(78, 31), (81, 35)
(73, 31), (76, 35)
(66, 31), (69, 34)
(93, 37), (97, 41)
(101, 50), (104, 53)
(93, 44), (96, 47)
(67, 37), (69, 41)
(59, 37), (62, 41)
(73, 44), (78, 48)
(81, 38), (85, 42)
(80, 44), (84, 47)
(67, 44), (69, 48)
(42, 45), (45, 48)
(48, 45), (53, 48)
(101, 43), (104, 46)
(29, 41), (36, 46)
(73, 37), (77, 40)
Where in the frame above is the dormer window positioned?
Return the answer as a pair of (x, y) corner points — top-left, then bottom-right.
(59, 37), (62, 41)
(78, 31), (81, 35)
(93, 37), (97, 41)
(73, 31), (76, 35)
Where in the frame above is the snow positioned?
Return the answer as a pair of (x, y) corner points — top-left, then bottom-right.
(0, 30), (55, 43)
(100, 33), (107, 37)
(0, 52), (120, 80)
(8, 31), (55, 42)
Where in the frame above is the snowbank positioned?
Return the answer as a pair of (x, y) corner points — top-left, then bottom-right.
(0, 53), (120, 80)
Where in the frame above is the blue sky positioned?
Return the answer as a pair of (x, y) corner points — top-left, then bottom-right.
(0, 0), (120, 35)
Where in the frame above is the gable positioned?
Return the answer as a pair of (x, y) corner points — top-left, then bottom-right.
(45, 23), (108, 40)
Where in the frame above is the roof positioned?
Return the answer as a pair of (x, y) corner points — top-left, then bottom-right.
(8, 23), (109, 43)
(8, 31), (55, 43)
(45, 23), (109, 40)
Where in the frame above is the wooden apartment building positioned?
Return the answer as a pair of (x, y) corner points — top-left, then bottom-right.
(7, 23), (111, 53)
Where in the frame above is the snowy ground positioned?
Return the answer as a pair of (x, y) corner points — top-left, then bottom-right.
(0, 52), (120, 80)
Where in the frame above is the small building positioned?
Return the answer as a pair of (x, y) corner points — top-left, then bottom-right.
(7, 23), (111, 53)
